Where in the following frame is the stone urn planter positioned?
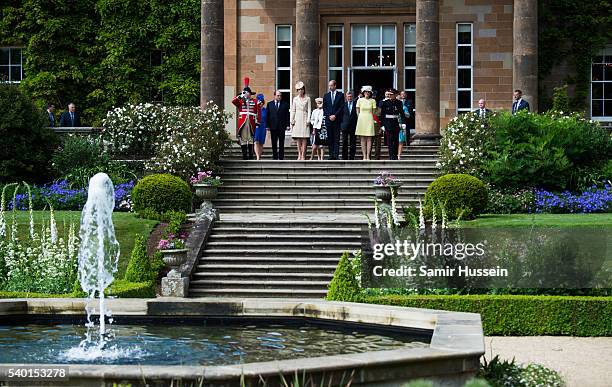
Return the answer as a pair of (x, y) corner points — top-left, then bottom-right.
(160, 248), (189, 278)
(374, 184), (401, 205)
(193, 183), (219, 201)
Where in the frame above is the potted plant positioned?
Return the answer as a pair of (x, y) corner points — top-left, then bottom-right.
(373, 171), (402, 205)
(190, 170), (222, 201)
(158, 234), (188, 278)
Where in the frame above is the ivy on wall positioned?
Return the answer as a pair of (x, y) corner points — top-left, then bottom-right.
(539, 0), (612, 110)
(0, 0), (200, 125)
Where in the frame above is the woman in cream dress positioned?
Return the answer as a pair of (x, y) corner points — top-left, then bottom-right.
(355, 85), (376, 160)
(290, 81), (311, 160)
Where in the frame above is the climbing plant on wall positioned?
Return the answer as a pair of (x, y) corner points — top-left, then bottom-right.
(0, 0), (201, 125)
(539, 0), (612, 111)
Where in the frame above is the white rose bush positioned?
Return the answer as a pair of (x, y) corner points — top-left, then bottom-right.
(102, 102), (232, 179)
(437, 113), (495, 177)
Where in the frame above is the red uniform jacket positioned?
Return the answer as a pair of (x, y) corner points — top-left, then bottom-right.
(232, 95), (260, 138)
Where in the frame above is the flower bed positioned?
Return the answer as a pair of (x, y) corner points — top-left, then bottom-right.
(535, 185), (612, 213)
(4, 180), (133, 211)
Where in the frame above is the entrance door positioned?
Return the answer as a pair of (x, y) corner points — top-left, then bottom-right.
(350, 69), (395, 102)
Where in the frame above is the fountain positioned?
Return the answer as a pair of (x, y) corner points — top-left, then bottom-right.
(62, 173), (134, 360)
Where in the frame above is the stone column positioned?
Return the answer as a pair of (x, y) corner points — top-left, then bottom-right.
(513, 0), (538, 112)
(201, 0), (224, 108)
(295, 0), (320, 97)
(413, 0), (441, 145)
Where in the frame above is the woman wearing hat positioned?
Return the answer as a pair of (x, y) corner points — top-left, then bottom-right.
(290, 81), (311, 160)
(253, 93), (267, 160)
(355, 85), (377, 160)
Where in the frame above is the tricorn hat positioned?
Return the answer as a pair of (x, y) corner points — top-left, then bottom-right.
(243, 77), (253, 94)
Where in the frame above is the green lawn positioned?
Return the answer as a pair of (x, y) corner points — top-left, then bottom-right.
(6, 211), (158, 278)
(459, 213), (612, 228)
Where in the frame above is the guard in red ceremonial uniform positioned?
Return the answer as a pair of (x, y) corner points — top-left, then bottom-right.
(232, 77), (260, 160)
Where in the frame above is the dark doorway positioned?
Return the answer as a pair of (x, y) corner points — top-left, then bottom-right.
(351, 69), (394, 102)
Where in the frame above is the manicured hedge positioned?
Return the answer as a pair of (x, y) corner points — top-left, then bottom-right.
(106, 280), (156, 298)
(0, 280), (156, 299)
(364, 294), (612, 336)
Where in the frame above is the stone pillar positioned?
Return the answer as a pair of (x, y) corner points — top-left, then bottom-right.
(201, 0), (224, 108)
(295, 0), (320, 97)
(513, 0), (538, 112)
(413, 0), (441, 145)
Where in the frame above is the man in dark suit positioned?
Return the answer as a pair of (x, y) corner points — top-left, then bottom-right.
(266, 90), (290, 160)
(473, 99), (492, 118)
(512, 90), (530, 115)
(46, 103), (56, 127)
(323, 80), (344, 160)
(59, 102), (82, 127)
(341, 91), (358, 160)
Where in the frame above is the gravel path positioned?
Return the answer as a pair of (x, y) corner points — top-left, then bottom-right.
(484, 336), (612, 387)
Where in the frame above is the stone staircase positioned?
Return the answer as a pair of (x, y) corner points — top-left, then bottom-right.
(188, 145), (439, 298)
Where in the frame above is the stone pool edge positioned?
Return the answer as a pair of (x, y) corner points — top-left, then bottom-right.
(0, 298), (485, 386)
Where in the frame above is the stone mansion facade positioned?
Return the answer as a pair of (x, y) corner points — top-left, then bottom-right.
(200, 0), (539, 143)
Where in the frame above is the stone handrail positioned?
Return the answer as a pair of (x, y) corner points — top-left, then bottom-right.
(49, 126), (103, 134)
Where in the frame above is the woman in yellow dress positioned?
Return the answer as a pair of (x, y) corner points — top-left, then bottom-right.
(355, 85), (376, 160)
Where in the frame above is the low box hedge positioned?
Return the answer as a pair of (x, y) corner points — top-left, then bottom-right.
(364, 294), (612, 336)
(0, 280), (156, 299)
(105, 279), (156, 298)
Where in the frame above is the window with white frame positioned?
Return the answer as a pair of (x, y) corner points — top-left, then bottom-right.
(276, 25), (292, 103)
(0, 47), (23, 83)
(328, 25), (344, 91)
(591, 46), (612, 119)
(351, 25), (396, 68)
(404, 24), (416, 111)
(456, 24), (473, 114)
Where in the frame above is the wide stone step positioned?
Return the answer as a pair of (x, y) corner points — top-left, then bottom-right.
(196, 264), (338, 274)
(218, 184), (429, 192)
(193, 272), (334, 280)
(199, 256), (341, 264)
(189, 279), (330, 289)
(202, 249), (347, 257)
(205, 241), (361, 249)
(211, 226), (363, 234)
(221, 162), (437, 170)
(215, 205), (414, 213)
(221, 178), (436, 186)
(221, 168), (438, 176)
(214, 192), (423, 200)
(188, 288), (328, 298)
(213, 196), (422, 205)
(208, 234), (360, 242)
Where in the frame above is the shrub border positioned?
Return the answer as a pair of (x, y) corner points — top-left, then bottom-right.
(0, 280), (155, 299)
(364, 294), (612, 336)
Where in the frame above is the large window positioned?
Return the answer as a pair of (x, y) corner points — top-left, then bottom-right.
(328, 25), (344, 91)
(456, 24), (473, 114)
(592, 47), (612, 119)
(404, 24), (416, 112)
(351, 25), (396, 68)
(0, 47), (23, 83)
(276, 25), (292, 103)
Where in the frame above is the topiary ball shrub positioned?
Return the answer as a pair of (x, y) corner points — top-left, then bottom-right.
(424, 174), (488, 220)
(326, 251), (362, 302)
(132, 174), (192, 216)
